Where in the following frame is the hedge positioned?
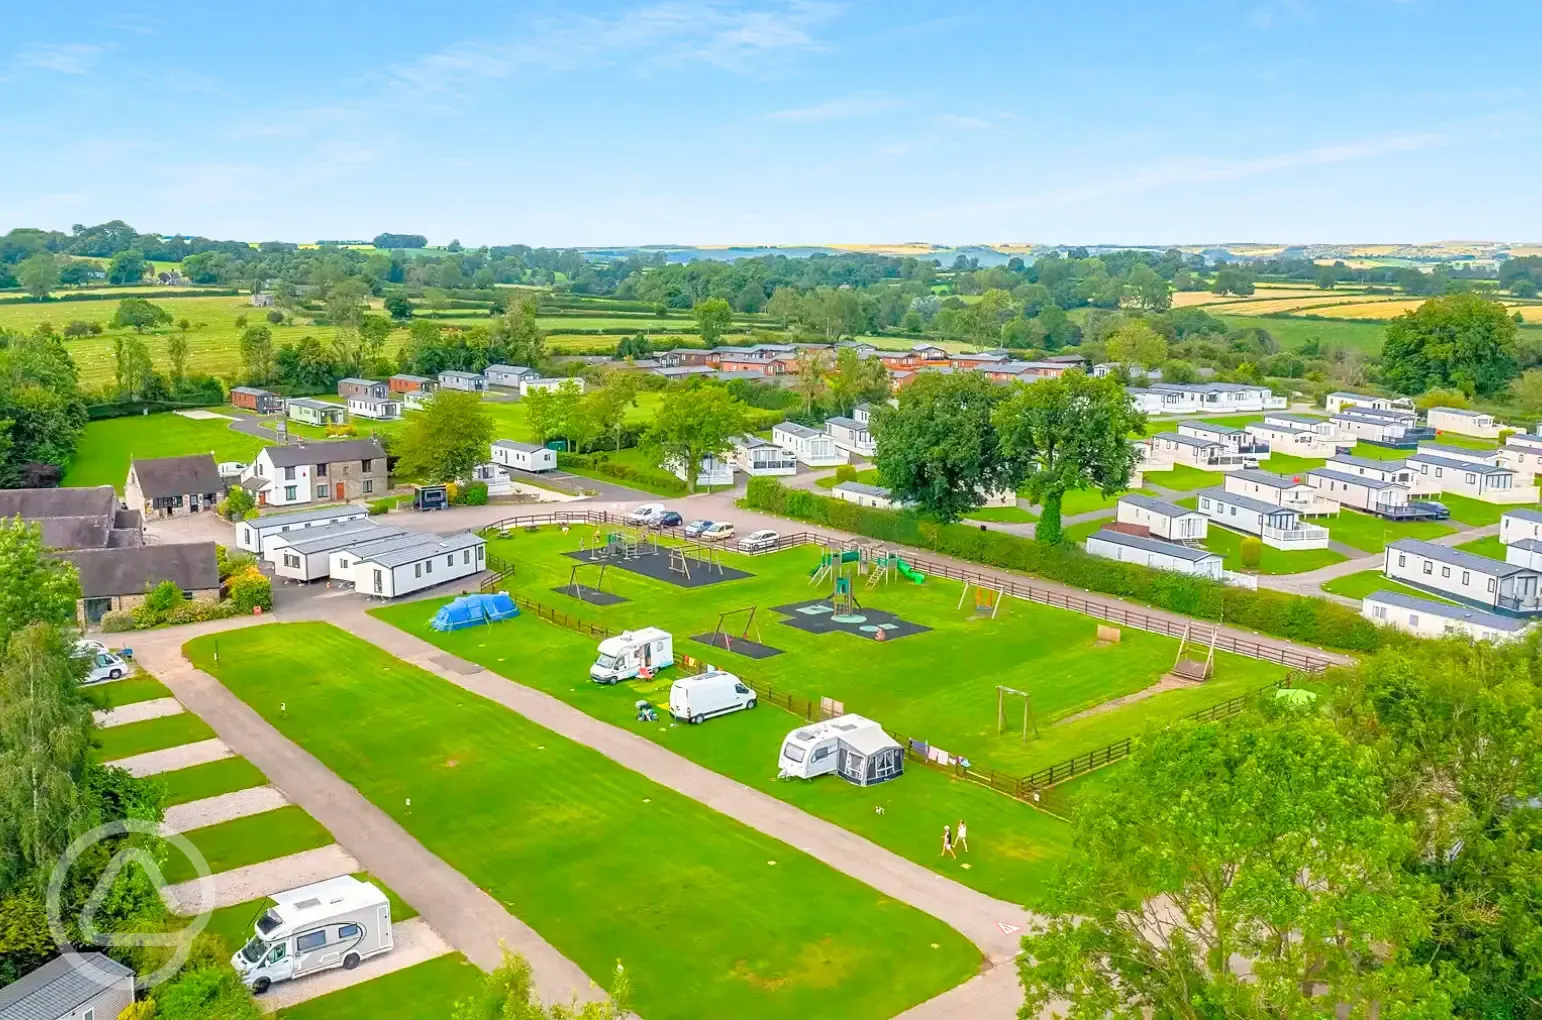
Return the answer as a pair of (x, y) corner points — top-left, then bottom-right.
(742, 478), (1384, 654)
(559, 451), (688, 495)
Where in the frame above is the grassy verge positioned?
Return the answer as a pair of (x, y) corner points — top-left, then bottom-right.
(1323, 509), (1457, 553)
(156, 757), (271, 807)
(87, 673), (172, 709)
(163, 805), (334, 884)
(1256, 454), (1326, 476)
(275, 954), (483, 1020)
(1455, 535), (1507, 560)
(185, 623), (982, 1020)
(63, 413), (269, 490)
(1054, 486), (1150, 517)
(1145, 465), (1224, 491)
(95, 712), (215, 761)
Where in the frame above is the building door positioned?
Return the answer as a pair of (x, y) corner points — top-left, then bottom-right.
(83, 597), (113, 626)
(335, 482), (346, 501)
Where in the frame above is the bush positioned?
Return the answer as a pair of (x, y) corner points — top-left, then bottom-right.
(323, 423), (358, 438)
(266, 309), (283, 324)
(217, 487), (256, 520)
(742, 478), (1382, 653)
(227, 570), (273, 614)
(463, 481), (489, 506)
(135, 580), (186, 626)
(216, 546), (257, 581)
(368, 496), (397, 515)
(1239, 537), (1263, 570)
(834, 464), (858, 484)
(100, 611), (137, 633)
(165, 600), (240, 625)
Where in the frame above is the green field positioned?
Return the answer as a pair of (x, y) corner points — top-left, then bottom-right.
(63, 412), (267, 489)
(161, 805), (334, 885)
(1199, 524), (1347, 574)
(185, 624), (980, 1020)
(1219, 314), (1388, 355)
(156, 757), (271, 807)
(1455, 535), (1507, 560)
(1323, 508), (1457, 553)
(1146, 465), (1224, 491)
(1320, 569), (1458, 604)
(94, 711), (215, 761)
(87, 673), (172, 709)
(276, 954), (483, 1020)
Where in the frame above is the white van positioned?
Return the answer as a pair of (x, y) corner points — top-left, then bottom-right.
(668, 670), (756, 723)
(232, 876), (393, 994)
(590, 627), (674, 684)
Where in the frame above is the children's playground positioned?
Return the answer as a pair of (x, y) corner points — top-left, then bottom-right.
(565, 527), (753, 587)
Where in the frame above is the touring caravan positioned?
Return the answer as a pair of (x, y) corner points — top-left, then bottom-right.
(668, 670), (756, 722)
(231, 876), (392, 995)
(590, 627), (674, 684)
(776, 714), (905, 787)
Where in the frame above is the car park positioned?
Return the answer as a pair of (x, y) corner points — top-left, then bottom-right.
(699, 521), (735, 542)
(738, 529), (779, 552)
(683, 519), (713, 537)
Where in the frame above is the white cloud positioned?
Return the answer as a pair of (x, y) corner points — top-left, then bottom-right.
(393, 1), (838, 90)
(16, 42), (110, 75)
(764, 93), (897, 122)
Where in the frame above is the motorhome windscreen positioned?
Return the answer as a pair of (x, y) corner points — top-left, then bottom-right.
(240, 937), (266, 963)
(256, 909), (283, 935)
(595, 654), (621, 669)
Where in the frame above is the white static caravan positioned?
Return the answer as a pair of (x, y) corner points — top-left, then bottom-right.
(1150, 432), (1246, 471)
(231, 876), (392, 994)
(1306, 468), (1411, 515)
(776, 714), (904, 787)
(1427, 406), (1504, 439)
(1497, 443), (1542, 481)
(484, 364), (535, 388)
(490, 439), (557, 473)
(1115, 494), (1207, 541)
(1416, 442), (1501, 467)
(831, 481), (900, 509)
(1148, 382), (1285, 413)
(437, 370), (487, 392)
(668, 454), (735, 488)
(773, 421), (848, 468)
(824, 415), (876, 458)
(519, 376), (584, 396)
(729, 435), (797, 477)
(271, 522), (405, 582)
(1363, 590), (1532, 643)
(352, 532), (488, 598)
(328, 533), (433, 586)
(1177, 420), (1267, 462)
(1407, 453), (1538, 504)
(1127, 386), (1199, 416)
(235, 503), (370, 554)
(346, 395), (402, 420)
(286, 398), (346, 427)
(1085, 529), (1224, 580)
(1384, 538), (1542, 614)
(1326, 391), (1400, 414)
(1499, 508), (1542, 546)
(1222, 468), (1327, 515)
(1332, 409), (1413, 446)
(1264, 411), (1340, 442)
(1244, 421), (1326, 458)
(590, 628), (674, 684)
(1197, 488), (1330, 550)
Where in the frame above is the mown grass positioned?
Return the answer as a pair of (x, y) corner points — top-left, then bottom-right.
(1218, 314), (1388, 355)
(275, 954), (483, 1020)
(1147, 465), (1225, 491)
(1199, 524), (1347, 574)
(156, 757), (271, 807)
(185, 623), (981, 1020)
(1455, 535), (1507, 560)
(1320, 569), (1458, 605)
(1323, 508), (1457, 553)
(94, 712), (215, 761)
(963, 505), (1038, 524)
(86, 673), (171, 709)
(161, 805), (334, 885)
(63, 412), (267, 490)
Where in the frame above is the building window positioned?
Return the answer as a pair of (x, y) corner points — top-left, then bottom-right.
(1466, 473), (1476, 485)
(362, 459), (373, 472)
(316, 485), (327, 498)
(1398, 554), (1406, 567)
(446, 555), (453, 567)
(363, 479), (373, 494)
(284, 466), (296, 481)
(415, 563), (421, 578)
(1423, 561), (1432, 575)
(1409, 614), (1420, 628)
(425, 558), (432, 573)
(1372, 605), (1386, 619)
(1462, 570), (1470, 584)
(463, 550), (471, 564)
(1441, 566), (1450, 578)
(284, 486), (297, 501)
(283, 554), (300, 568)
(316, 462), (327, 476)
(1488, 579), (1496, 592)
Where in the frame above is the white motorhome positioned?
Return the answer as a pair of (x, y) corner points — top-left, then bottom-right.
(232, 876), (392, 995)
(668, 670), (756, 723)
(775, 714), (905, 786)
(590, 627), (673, 684)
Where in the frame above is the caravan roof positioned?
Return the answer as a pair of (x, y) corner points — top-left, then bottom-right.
(597, 627), (669, 655)
(257, 876), (386, 942)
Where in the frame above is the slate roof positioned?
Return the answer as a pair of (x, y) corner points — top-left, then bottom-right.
(0, 952), (133, 1020)
(244, 504), (369, 532)
(1087, 529), (1220, 564)
(62, 542), (220, 598)
(1118, 493), (1196, 518)
(129, 455), (222, 498)
(262, 438), (386, 468)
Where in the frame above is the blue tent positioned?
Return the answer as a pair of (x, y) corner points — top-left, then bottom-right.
(431, 593), (520, 632)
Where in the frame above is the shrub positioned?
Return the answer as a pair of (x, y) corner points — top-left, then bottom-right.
(135, 580), (186, 626)
(324, 423), (358, 438)
(834, 464), (858, 484)
(741, 478), (1382, 653)
(1239, 537), (1263, 569)
(216, 546), (257, 581)
(463, 481), (489, 506)
(266, 310), (283, 324)
(165, 600), (240, 625)
(100, 611), (137, 633)
(368, 496), (397, 515)
(227, 570), (273, 614)
(217, 487), (255, 521)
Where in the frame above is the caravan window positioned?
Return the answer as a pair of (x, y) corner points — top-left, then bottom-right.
(296, 931), (327, 951)
(812, 745), (832, 761)
(337, 924), (361, 939)
(782, 744), (806, 763)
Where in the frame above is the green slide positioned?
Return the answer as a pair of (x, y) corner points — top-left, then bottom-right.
(894, 558), (925, 584)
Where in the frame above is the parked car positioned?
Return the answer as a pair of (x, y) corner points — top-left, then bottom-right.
(656, 511), (683, 528)
(699, 521), (735, 542)
(84, 652), (128, 684)
(628, 503), (666, 524)
(683, 519), (713, 538)
(738, 529), (779, 552)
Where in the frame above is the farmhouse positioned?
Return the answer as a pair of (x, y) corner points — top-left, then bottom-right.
(1115, 493), (1207, 540)
(242, 438), (388, 508)
(1221, 469), (1324, 513)
(825, 413), (875, 458)
(63, 542), (221, 626)
(773, 421), (848, 467)
(1085, 529), (1224, 580)
(1197, 488), (1330, 550)
(519, 376), (584, 396)
(125, 454), (224, 517)
(1406, 453), (1537, 504)
(234, 502), (370, 554)
(286, 397), (346, 427)
(729, 435), (797, 476)
(485, 364), (536, 388)
(1363, 590), (1533, 643)
(490, 439), (557, 473)
(0, 953), (136, 1020)
(389, 373), (435, 394)
(1384, 538), (1542, 614)
(1427, 406), (1503, 439)
(832, 481), (902, 509)
(338, 377), (388, 400)
(1150, 432), (1247, 471)
(230, 385), (283, 414)
(438, 370), (487, 392)
(348, 531), (487, 598)
(347, 395), (402, 420)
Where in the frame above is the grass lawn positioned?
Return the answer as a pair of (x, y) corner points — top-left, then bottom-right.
(1438, 493), (1515, 527)
(1062, 519), (1107, 545)
(63, 413), (268, 490)
(1323, 508), (1456, 553)
(86, 673), (171, 709)
(1146, 465), (1224, 491)
(1455, 535), (1507, 560)
(185, 624), (981, 1020)
(816, 467), (884, 490)
(155, 757), (270, 807)
(275, 954), (483, 1020)
(1426, 433), (1501, 451)
(1054, 486), (1149, 517)
(1256, 453), (1326, 476)
(94, 712), (214, 761)
(205, 871), (419, 955)
(1320, 569), (1458, 605)
(162, 805), (334, 885)
(1201, 525), (1347, 574)
(1345, 442), (1412, 461)
(963, 505), (1037, 524)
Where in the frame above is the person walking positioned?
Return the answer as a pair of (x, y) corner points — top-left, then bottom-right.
(941, 824), (956, 859)
(955, 818), (969, 853)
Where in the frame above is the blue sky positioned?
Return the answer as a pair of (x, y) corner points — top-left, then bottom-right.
(3, 1), (1540, 246)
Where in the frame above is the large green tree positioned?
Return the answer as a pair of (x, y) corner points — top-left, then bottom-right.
(869, 372), (1018, 523)
(826, 348), (888, 415)
(640, 386), (745, 493)
(992, 371), (1144, 543)
(1105, 320), (1168, 370)
(0, 331), (89, 487)
(109, 297), (172, 333)
(111, 336), (155, 401)
(238, 325), (275, 385)
(1381, 293), (1519, 396)
(0, 519), (80, 653)
(489, 295), (546, 368)
(16, 255), (57, 300)
(1020, 708), (1457, 1019)
(396, 390), (494, 483)
(692, 297), (734, 346)
(105, 248), (148, 285)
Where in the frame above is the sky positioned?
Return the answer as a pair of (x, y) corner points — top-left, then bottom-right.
(2, 1), (1541, 247)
